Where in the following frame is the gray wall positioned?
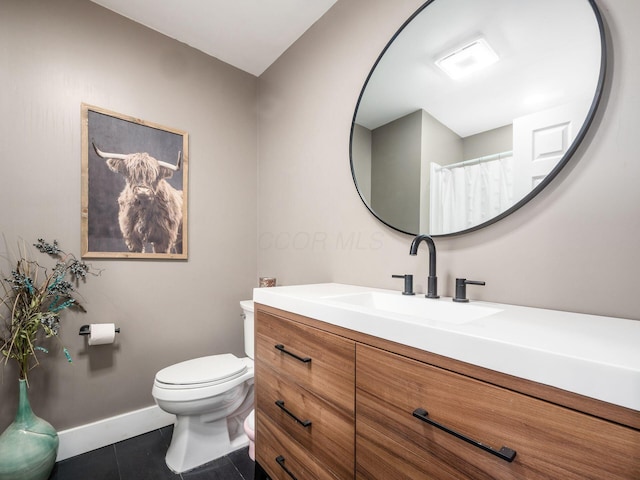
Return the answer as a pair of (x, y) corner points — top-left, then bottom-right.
(351, 123), (372, 202)
(257, 0), (640, 322)
(371, 110), (423, 233)
(463, 124), (513, 160)
(0, 0), (257, 430)
(355, 109), (464, 233)
(422, 110), (464, 169)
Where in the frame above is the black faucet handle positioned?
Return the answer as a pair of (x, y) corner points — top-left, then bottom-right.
(453, 278), (485, 303)
(392, 274), (415, 295)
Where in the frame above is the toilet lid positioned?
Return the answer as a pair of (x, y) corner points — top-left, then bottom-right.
(155, 354), (247, 388)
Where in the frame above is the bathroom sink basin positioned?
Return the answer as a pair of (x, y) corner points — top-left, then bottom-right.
(323, 291), (501, 324)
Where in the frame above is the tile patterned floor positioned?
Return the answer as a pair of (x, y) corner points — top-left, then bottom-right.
(49, 426), (255, 480)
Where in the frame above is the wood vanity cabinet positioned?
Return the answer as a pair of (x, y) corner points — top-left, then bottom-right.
(255, 305), (640, 480)
(356, 344), (639, 479)
(255, 307), (355, 480)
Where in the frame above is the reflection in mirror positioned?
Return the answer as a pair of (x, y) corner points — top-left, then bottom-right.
(351, 0), (605, 236)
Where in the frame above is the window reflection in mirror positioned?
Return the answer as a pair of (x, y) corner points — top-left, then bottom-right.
(351, 0), (605, 236)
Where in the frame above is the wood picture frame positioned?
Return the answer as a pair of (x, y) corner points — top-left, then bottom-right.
(81, 104), (188, 259)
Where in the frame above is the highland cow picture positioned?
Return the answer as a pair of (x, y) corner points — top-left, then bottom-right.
(81, 104), (188, 259)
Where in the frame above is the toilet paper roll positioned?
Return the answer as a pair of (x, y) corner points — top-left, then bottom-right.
(88, 323), (116, 346)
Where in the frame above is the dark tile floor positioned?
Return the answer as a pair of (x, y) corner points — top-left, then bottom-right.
(49, 425), (255, 480)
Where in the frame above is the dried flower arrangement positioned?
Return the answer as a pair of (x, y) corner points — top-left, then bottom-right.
(0, 239), (100, 384)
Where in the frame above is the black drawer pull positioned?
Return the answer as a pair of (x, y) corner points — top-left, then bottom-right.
(275, 344), (312, 363)
(275, 400), (312, 427)
(412, 408), (516, 463)
(276, 455), (298, 480)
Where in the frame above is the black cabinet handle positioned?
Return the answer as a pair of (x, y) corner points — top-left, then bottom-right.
(412, 408), (516, 462)
(275, 400), (312, 427)
(275, 455), (298, 480)
(275, 344), (311, 363)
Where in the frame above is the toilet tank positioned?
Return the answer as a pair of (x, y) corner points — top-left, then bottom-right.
(240, 300), (254, 359)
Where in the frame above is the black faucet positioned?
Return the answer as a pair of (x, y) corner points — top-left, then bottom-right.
(409, 234), (439, 299)
(453, 278), (485, 302)
(392, 274), (415, 295)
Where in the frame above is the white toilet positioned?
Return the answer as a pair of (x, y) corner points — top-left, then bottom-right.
(152, 300), (255, 473)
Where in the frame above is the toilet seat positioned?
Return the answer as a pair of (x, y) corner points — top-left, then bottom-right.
(155, 354), (247, 390)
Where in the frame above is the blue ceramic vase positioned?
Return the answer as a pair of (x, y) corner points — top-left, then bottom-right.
(0, 379), (59, 480)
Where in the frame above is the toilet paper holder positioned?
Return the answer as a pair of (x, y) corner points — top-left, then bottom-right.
(78, 325), (121, 336)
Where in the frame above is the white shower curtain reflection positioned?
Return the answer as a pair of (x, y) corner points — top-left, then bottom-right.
(430, 152), (514, 234)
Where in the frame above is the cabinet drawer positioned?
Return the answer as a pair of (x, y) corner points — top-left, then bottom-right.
(256, 310), (355, 412)
(356, 344), (640, 480)
(257, 414), (342, 480)
(256, 362), (354, 479)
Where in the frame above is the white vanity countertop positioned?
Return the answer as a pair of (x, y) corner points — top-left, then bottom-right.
(253, 283), (640, 411)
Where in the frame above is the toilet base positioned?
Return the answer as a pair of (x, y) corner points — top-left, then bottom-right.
(165, 414), (250, 473)
(243, 410), (255, 461)
(164, 383), (254, 473)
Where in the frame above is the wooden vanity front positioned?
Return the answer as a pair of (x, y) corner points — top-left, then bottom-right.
(255, 306), (355, 479)
(254, 303), (640, 480)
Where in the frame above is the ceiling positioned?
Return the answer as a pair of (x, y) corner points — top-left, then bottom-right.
(89, 0), (338, 76)
(89, 0), (603, 139)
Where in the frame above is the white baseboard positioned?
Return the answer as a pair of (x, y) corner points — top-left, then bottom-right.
(57, 405), (175, 461)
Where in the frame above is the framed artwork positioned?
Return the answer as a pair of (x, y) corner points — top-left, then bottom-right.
(81, 104), (188, 259)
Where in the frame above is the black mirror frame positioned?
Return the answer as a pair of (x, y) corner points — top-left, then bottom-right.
(350, 0), (607, 237)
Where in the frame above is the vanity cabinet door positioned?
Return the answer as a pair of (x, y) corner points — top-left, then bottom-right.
(256, 310), (355, 412)
(257, 414), (339, 480)
(356, 344), (640, 480)
(258, 359), (354, 479)
(255, 309), (355, 480)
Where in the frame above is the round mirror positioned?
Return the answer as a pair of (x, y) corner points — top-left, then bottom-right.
(351, 0), (605, 236)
